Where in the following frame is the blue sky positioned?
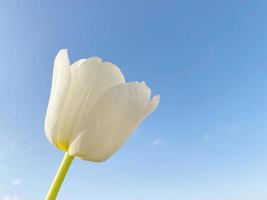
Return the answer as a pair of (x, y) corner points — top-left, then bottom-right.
(0, 0), (267, 199)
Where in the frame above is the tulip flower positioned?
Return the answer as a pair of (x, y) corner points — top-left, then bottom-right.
(44, 49), (160, 199)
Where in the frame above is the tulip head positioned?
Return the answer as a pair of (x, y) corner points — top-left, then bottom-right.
(45, 49), (160, 162)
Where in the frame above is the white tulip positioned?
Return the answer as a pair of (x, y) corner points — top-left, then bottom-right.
(45, 49), (160, 162)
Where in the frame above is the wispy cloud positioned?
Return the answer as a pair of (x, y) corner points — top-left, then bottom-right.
(11, 179), (21, 186)
(1, 195), (19, 200)
(202, 134), (210, 143)
(151, 138), (162, 146)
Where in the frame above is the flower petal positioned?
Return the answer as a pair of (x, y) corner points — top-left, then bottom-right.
(57, 58), (126, 150)
(45, 49), (71, 147)
(143, 95), (160, 117)
(68, 82), (159, 162)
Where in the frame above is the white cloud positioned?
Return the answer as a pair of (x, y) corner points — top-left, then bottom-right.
(152, 138), (162, 146)
(11, 179), (21, 186)
(1, 195), (19, 200)
(202, 134), (210, 143)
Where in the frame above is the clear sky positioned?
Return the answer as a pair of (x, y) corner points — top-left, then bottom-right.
(0, 0), (267, 200)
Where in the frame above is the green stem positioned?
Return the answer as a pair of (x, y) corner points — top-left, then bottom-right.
(45, 153), (74, 200)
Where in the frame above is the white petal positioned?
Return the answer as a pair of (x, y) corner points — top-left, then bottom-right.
(45, 49), (71, 147)
(68, 82), (159, 162)
(143, 95), (160, 116)
(56, 58), (126, 150)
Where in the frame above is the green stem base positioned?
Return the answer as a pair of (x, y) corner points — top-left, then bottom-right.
(45, 153), (74, 200)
